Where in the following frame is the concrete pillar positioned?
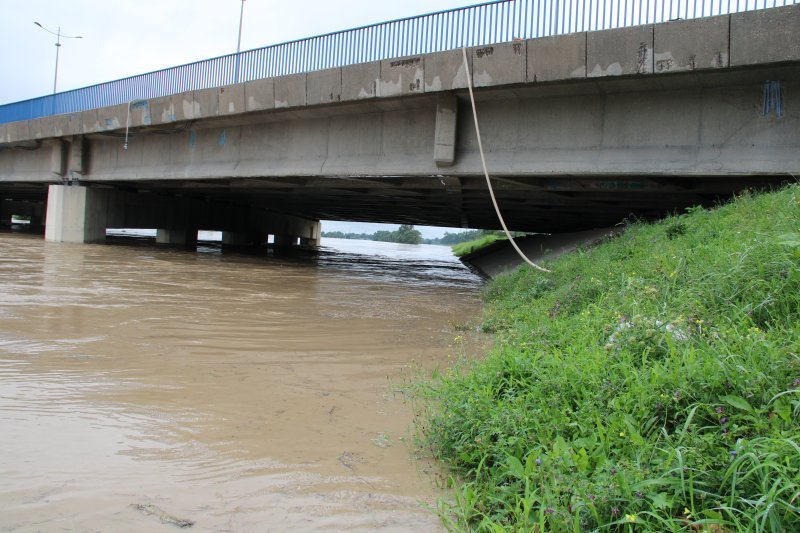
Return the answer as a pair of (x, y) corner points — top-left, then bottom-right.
(273, 233), (298, 247)
(272, 219), (321, 248)
(222, 230), (268, 248)
(45, 184), (108, 243)
(156, 228), (197, 248)
(0, 201), (9, 228)
(300, 220), (321, 248)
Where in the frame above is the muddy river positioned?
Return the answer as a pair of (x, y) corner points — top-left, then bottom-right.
(0, 231), (482, 531)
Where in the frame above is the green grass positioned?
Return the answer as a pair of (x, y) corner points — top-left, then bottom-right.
(416, 185), (800, 532)
(452, 234), (507, 257)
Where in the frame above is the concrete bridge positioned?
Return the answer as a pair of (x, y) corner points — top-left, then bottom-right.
(0, 3), (798, 246)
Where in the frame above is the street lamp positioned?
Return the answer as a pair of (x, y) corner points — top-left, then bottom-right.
(235, 0), (245, 83)
(237, 0), (246, 56)
(34, 21), (82, 94)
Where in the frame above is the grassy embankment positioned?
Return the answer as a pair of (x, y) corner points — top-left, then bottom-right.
(417, 185), (800, 531)
(452, 234), (507, 257)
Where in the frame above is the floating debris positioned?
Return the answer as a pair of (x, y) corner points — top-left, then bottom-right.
(132, 503), (194, 528)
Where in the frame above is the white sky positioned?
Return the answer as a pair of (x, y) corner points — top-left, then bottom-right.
(1, 0), (475, 238)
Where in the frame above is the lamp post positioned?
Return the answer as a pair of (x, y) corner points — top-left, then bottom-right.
(34, 22), (82, 94)
(235, 0), (245, 83)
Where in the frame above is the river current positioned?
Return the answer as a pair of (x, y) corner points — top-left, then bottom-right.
(0, 231), (482, 531)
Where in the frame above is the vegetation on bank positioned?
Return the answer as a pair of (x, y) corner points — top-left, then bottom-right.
(451, 232), (507, 257)
(416, 185), (800, 531)
(321, 226), (512, 247)
(322, 224), (423, 244)
(451, 230), (531, 257)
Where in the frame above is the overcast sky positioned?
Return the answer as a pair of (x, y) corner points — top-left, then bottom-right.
(1, 0), (475, 238)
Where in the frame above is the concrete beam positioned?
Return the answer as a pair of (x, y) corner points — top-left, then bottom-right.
(434, 93), (458, 167)
(70, 136), (88, 175)
(97, 104), (128, 131)
(80, 109), (100, 135)
(588, 25), (653, 77)
(731, 4), (800, 67)
(50, 140), (67, 176)
(472, 42), (526, 87)
(218, 85), (246, 115)
(424, 49), (471, 91)
(528, 33), (587, 83)
(307, 68), (342, 105)
(275, 74), (307, 108)
(342, 61), (379, 100)
(654, 15), (729, 73)
(192, 88), (219, 117)
(379, 56), (424, 97)
(245, 78), (275, 112)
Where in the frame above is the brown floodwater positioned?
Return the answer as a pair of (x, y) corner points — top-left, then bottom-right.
(0, 231), (483, 532)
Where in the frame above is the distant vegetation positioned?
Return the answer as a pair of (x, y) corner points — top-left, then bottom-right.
(322, 226), (506, 246)
(416, 185), (800, 531)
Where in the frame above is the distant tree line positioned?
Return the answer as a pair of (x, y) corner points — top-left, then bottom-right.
(321, 226), (506, 245)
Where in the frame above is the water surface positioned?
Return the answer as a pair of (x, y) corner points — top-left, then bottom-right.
(0, 233), (482, 531)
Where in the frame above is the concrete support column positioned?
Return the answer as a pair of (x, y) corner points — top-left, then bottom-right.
(45, 185), (108, 243)
(273, 219), (321, 248)
(300, 220), (321, 248)
(273, 233), (297, 247)
(156, 228), (197, 248)
(222, 231), (268, 248)
(0, 201), (9, 228)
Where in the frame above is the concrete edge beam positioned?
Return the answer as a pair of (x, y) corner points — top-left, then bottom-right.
(5, 120), (31, 143)
(731, 4), (800, 67)
(218, 84), (246, 116)
(96, 104), (128, 131)
(379, 55), (424, 97)
(245, 77), (275, 111)
(424, 49), (471, 91)
(149, 93), (196, 124)
(192, 88), (219, 117)
(80, 109), (100, 134)
(654, 15), (729, 73)
(588, 24), (654, 77)
(275, 74), (307, 108)
(342, 61), (379, 101)
(528, 32), (587, 83)
(307, 68), (343, 105)
(472, 41), (527, 87)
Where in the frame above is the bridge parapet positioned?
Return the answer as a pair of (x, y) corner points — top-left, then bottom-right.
(1, 4), (798, 147)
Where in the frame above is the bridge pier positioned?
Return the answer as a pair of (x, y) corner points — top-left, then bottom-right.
(274, 220), (321, 249)
(1, 200), (45, 231)
(156, 228), (198, 248)
(45, 184), (109, 243)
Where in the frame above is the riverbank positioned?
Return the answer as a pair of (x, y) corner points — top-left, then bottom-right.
(417, 185), (800, 531)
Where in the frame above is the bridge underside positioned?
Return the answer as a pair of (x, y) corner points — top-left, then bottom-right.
(0, 173), (790, 236)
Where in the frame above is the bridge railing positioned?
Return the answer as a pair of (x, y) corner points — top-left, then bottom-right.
(1, 0), (797, 124)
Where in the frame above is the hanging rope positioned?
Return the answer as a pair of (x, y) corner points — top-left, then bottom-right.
(461, 47), (551, 273)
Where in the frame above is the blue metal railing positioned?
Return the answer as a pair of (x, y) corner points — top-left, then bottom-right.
(1, 0), (797, 124)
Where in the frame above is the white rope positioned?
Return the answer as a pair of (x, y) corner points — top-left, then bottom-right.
(461, 48), (551, 273)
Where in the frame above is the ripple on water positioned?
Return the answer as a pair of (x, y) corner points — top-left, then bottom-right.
(0, 232), (482, 531)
